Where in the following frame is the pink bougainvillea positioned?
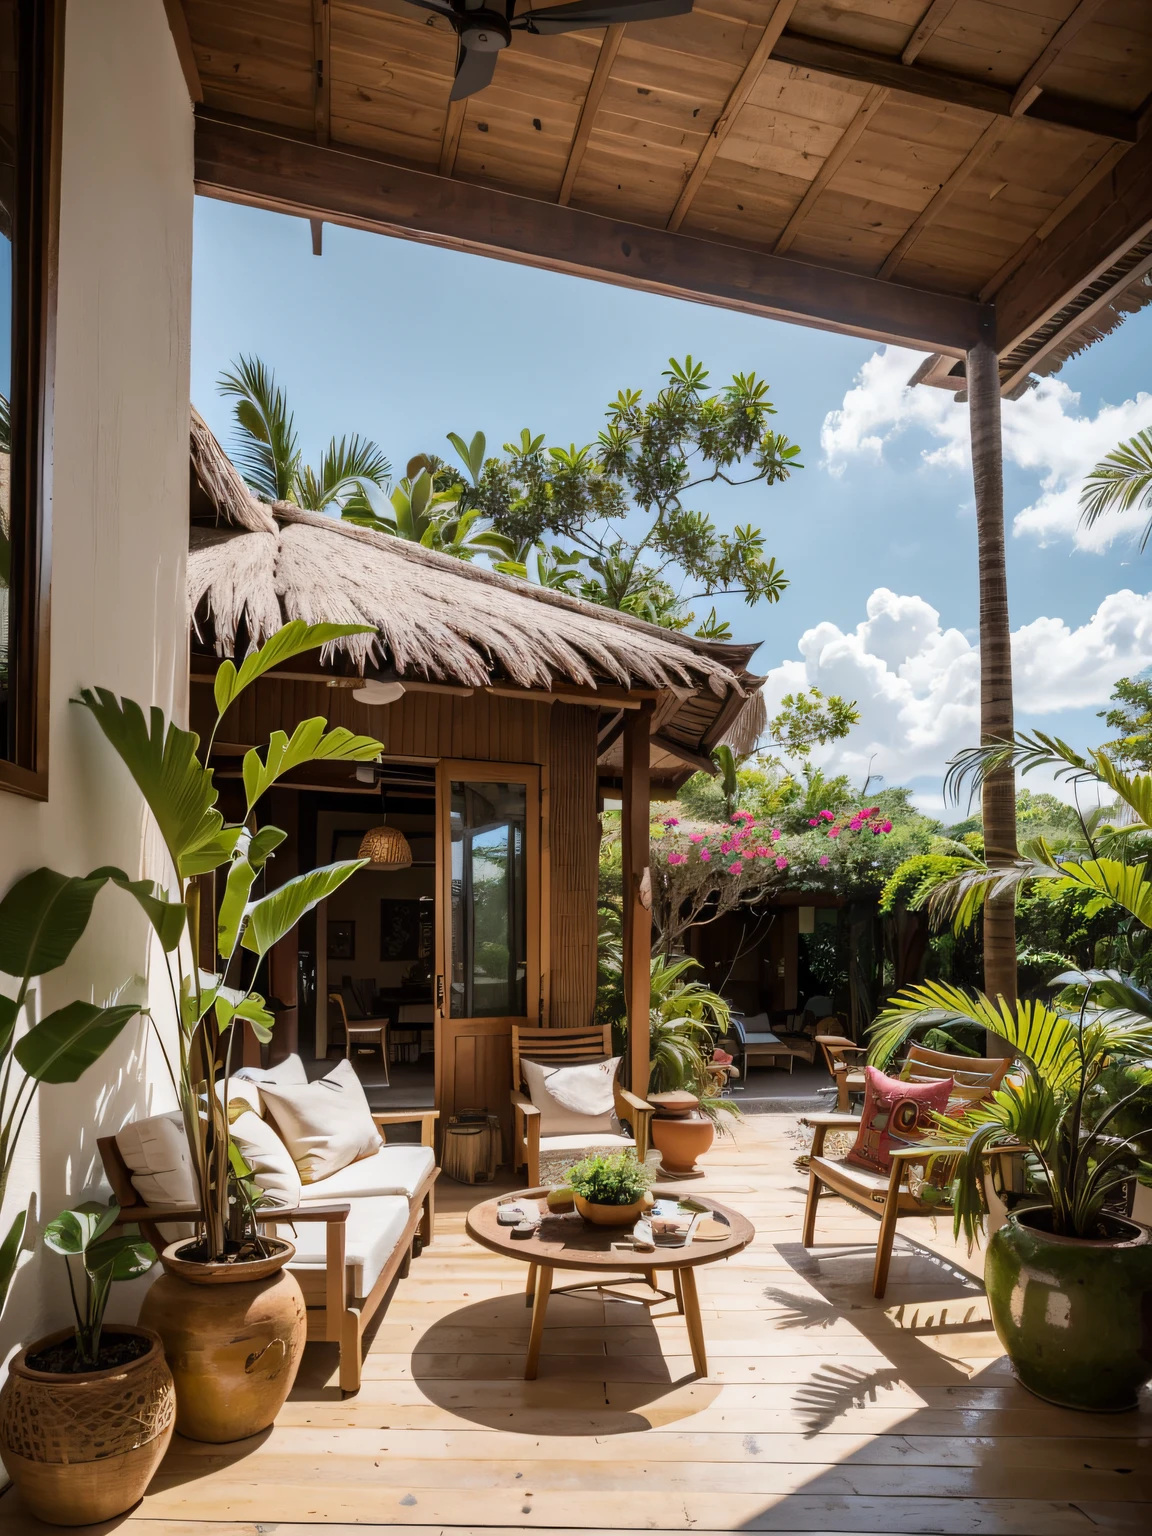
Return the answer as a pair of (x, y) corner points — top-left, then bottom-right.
(667, 852), (685, 865)
(728, 860), (743, 874)
(689, 832), (704, 844)
(775, 855), (788, 871)
(663, 816), (680, 828)
(819, 854), (830, 867)
(699, 849), (711, 862)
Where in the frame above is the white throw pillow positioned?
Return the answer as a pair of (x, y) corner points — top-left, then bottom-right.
(218, 1075), (262, 1117)
(522, 1057), (620, 1136)
(116, 1111), (194, 1207)
(259, 1058), (382, 1184)
(232, 1054), (309, 1117)
(228, 1108), (302, 1208)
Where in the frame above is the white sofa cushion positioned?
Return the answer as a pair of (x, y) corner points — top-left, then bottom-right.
(229, 1108), (302, 1208)
(298, 1145), (435, 1203)
(277, 1195), (410, 1296)
(116, 1111), (194, 1206)
(522, 1057), (620, 1135)
(218, 1076), (262, 1117)
(231, 1054), (309, 1116)
(260, 1058), (382, 1183)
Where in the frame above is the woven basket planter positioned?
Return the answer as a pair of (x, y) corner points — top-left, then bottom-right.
(0, 1324), (174, 1526)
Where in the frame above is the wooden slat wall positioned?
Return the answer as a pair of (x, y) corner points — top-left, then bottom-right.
(198, 678), (550, 765)
(547, 704), (599, 1030)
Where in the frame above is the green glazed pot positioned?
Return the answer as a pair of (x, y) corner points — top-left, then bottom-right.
(985, 1206), (1152, 1412)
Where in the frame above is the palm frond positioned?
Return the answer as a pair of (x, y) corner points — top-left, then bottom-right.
(943, 731), (1093, 809)
(1078, 427), (1152, 549)
(305, 434), (392, 511)
(217, 356), (300, 503)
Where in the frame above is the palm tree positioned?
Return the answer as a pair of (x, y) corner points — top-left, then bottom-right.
(218, 355), (391, 512)
(1079, 427), (1152, 549)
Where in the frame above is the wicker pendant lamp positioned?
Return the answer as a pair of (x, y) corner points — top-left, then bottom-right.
(358, 822), (413, 870)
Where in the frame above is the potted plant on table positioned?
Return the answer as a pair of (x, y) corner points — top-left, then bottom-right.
(871, 730), (1152, 1411)
(77, 620), (383, 1441)
(646, 956), (739, 1177)
(565, 1152), (654, 1227)
(0, 1201), (171, 1526)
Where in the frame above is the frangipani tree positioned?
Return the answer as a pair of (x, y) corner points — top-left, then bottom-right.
(78, 620), (384, 1262)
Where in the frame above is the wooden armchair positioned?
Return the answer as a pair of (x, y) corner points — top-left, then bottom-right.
(511, 1024), (653, 1187)
(800, 1045), (1013, 1297)
(329, 991), (389, 1081)
(816, 1034), (868, 1109)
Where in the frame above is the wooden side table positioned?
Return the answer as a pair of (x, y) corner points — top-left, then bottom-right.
(465, 1189), (754, 1379)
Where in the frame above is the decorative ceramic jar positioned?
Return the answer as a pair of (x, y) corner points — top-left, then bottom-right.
(138, 1237), (305, 1443)
(573, 1192), (652, 1227)
(985, 1206), (1152, 1411)
(648, 1091), (715, 1176)
(0, 1324), (174, 1526)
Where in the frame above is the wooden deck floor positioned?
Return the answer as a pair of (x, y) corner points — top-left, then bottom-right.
(6, 1115), (1150, 1534)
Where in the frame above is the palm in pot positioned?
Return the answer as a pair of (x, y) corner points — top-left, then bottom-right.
(872, 732), (1152, 1410)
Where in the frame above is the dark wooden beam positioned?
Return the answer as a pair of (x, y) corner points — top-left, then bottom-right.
(772, 30), (1138, 142)
(194, 112), (991, 355)
(995, 131), (1152, 359)
(651, 733), (717, 776)
(901, 0), (958, 67)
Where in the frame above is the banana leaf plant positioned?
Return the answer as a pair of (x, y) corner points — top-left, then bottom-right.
(43, 1200), (156, 1368)
(0, 866), (166, 1316)
(77, 620), (384, 1264)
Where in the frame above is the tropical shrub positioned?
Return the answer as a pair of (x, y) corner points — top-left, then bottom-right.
(41, 1201), (156, 1369)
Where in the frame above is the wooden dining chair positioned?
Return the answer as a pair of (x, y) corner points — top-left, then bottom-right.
(328, 992), (390, 1084)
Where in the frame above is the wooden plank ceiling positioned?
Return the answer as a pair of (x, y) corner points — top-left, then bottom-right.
(184, 0), (1152, 385)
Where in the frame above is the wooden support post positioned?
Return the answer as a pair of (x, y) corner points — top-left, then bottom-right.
(967, 339), (1017, 1019)
(622, 701), (653, 1102)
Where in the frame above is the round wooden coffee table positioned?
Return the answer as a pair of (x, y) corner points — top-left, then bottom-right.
(465, 1188), (754, 1379)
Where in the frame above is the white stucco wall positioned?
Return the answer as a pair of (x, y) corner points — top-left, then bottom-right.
(0, 0), (192, 1365)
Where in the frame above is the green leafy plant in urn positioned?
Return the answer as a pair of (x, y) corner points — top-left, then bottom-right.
(80, 621), (384, 1440)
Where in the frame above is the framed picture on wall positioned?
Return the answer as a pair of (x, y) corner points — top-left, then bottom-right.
(380, 899), (426, 962)
(327, 920), (355, 961)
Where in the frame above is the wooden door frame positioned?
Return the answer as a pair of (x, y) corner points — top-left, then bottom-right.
(434, 760), (543, 1120)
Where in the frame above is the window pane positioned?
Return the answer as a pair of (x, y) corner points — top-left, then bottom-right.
(0, 2), (14, 749)
(449, 782), (527, 1018)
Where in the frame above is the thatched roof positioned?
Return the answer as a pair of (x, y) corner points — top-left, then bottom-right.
(188, 413), (766, 763)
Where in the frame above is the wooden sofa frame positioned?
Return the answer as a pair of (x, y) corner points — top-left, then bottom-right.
(99, 1107), (439, 1394)
(511, 1025), (653, 1186)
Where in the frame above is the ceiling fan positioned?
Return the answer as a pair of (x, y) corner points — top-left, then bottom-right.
(403, 0), (695, 101)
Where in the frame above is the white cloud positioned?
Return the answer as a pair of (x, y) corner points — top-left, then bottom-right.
(761, 587), (1152, 801)
(821, 347), (1152, 551)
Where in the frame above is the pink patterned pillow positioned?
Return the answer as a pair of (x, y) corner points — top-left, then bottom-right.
(845, 1065), (953, 1173)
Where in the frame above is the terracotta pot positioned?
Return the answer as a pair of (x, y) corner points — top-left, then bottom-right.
(573, 1192), (650, 1227)
(0, 1324), (174, 1526)
(651, 1111), (715, 1175)
(138, 1237), (305, 1443)
(985, 1206), (1152, 1412)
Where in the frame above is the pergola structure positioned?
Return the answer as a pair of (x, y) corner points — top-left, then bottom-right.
(171, 0), (1152, 1004)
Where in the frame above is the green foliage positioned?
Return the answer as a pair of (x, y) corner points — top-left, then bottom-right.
(564, 1151), (653, 1206)
(219, 355), (391, 511)
(444, 358), (799, 633)
(872, 978), (1152, 1244)
(0, 867), (158, 1316)
(346, 460), (515, 562)
(1098, 673), (1152, 774)
(79, 623), (384, 1262)
(647, 955), (738, 1130)
(767, 688), (860, 761)
(1078, 425), (1152, 551)
(44, 1201), (156, 1368)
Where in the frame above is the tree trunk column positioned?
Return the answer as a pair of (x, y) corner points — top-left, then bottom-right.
(967, 340), (1018, 1012)
(622, 701), (653, 1101)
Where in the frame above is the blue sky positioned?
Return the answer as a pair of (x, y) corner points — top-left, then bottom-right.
(192, 197), (1152, 811)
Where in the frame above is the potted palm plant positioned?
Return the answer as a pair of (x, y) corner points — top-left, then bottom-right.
(0, 1202), (171, 1525)
(872, 730), (1152, 1411)
(77, 620), (383, 1441)
(646, 957), (739, 1176)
